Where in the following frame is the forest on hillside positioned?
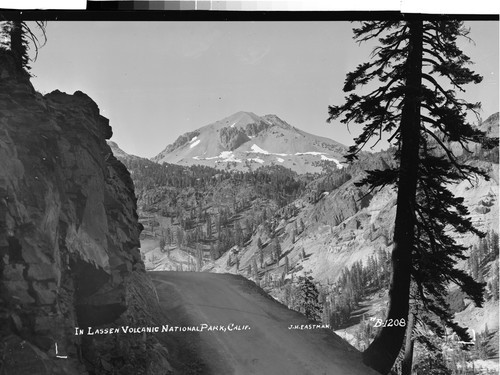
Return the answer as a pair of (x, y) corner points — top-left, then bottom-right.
(121, 157), (319, 259)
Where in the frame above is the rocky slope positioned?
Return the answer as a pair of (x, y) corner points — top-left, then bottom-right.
(152, 111), (347, 174)
(480, 112), (499, 138)
(205, 123), (499, 331)
(206, 151), (399, 282)
(0, 55), (171, 374)
(108, 140), (143, 162)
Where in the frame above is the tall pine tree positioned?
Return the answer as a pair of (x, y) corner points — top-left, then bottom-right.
(0, 20), (47, 76)
(296, 276), (322, 322)
(328, 19), (496, 374)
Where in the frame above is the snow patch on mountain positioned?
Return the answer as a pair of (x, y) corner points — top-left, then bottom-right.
(250, 144), (269, 154)
(248, 157), (264, 164)
(321, 154), (343, 169)
(216, 151), (242, 163)
(248, 144), (288, 156)
(320, 155), (335, 161)
(193, 150), (242, 163)
(276, 157), (284, 163)
(295, 151), (324, 156)
(190, 139), (201, 148)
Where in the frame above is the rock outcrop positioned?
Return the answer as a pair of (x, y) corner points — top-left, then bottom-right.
(219, 126), (250, 150)
(0, 54), (171, 374)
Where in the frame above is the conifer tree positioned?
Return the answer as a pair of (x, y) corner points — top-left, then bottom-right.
(210, 242), (216, 261)
(258, 248), (264, 268)
(488, 230), (500, 259)
(251, 257), (259, 283)
(273, 238), (282, 260)
(196, 244), (203, 272)
(490, 260), (499, 301)
(298, 218), (305, 234)
(300, 248), (306, 260)
(159, 236), (166, 253)
(176, 227), (184, 246)
(165, 226), (172, 245)
(206, 214), (212, 238)
(296, 276), (322, 321)
(1, 20), (47, 75)
(234, 221), (243, 247)
(328, 19), (496, 373)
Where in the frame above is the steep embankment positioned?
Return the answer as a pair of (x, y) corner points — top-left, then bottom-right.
(150, 271), (379, 375)
(0, 57), (171, 374)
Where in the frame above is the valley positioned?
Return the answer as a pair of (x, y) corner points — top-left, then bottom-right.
(110, 111), (500, 374)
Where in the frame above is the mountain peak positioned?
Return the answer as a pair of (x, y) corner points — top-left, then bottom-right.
(218, 111), (264, 129)
(107, 140), (140, 161)
(152, 111), (347, 174)
(234, 110), (258, 117)
(479, 112), (499, 138)
(262, 114), (293, 130)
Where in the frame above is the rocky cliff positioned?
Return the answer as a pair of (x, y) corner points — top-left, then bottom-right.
(0, 56), (171, 374)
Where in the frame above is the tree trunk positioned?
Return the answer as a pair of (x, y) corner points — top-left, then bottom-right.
(362, 19), (423, 374)
(401, 308), (415, 375)
(9, 21), (24, 71)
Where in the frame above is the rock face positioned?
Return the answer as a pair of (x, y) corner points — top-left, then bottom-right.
(0, 55), (170, 374)
(219, 126), (251, 150)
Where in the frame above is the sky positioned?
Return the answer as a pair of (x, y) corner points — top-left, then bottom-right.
(29, 20), (499, 158)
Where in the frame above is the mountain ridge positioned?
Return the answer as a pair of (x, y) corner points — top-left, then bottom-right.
(152, 111), (347, 174)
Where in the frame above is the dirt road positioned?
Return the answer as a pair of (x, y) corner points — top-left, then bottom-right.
(150, 271), (378, 375)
